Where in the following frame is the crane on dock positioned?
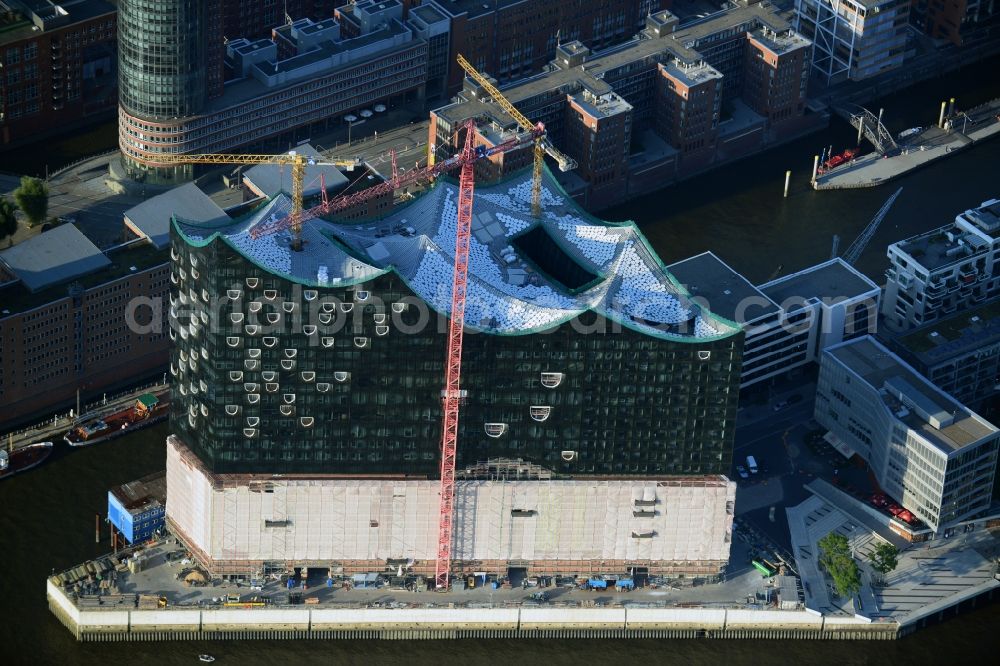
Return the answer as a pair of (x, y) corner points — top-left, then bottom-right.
(148, 151), (362, 250)
(455, 53), (577, 218)
(842, 187), (903, 266)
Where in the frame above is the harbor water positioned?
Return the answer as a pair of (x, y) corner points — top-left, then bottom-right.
(3, 56), (1000, 665)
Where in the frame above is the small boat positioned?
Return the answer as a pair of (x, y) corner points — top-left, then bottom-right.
(0, 441), (54, 480)
(64, 392), (169, 447)
(198, 656), (215, 663)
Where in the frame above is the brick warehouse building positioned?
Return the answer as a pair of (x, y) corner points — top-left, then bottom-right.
(431, 6), (814, 209)
(0, 0), (117, 148)
(164, 167), (742, 579)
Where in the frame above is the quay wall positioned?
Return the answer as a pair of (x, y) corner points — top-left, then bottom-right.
(49, 580), (901, 642)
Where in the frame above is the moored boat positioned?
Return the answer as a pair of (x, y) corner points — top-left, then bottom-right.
(0, 441), (55, 480)
(64, 392), (169, 447)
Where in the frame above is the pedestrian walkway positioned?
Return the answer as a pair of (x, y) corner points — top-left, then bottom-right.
(786, 482), (1000, 625)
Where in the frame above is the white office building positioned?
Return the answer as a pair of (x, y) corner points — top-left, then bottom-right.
(816, 336), (999, 532)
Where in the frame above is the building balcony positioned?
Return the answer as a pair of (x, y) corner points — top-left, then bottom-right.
(925, 281), (946, 296)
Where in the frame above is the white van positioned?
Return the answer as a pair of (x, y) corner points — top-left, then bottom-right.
(746, 455), (759, 474)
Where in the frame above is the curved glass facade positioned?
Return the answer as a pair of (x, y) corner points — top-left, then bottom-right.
(118, 0), (208, 119)
(169, 231), (744, 477)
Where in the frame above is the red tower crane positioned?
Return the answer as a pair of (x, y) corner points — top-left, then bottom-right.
(249, 120), (536, 589)
(434, 122), (478, 590)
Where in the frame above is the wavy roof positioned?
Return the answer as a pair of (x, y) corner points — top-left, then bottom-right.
(173, 169), (739, 341)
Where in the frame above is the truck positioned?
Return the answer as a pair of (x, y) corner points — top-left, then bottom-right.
(746, 455), (759, 474)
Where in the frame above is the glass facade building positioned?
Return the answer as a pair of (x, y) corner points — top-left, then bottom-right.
(168, 171), (744, 478)
(118, 0), (209, 119)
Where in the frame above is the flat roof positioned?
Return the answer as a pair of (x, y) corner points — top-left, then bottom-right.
(897, 298), (1000, 360)
(241, 144), (352, 199)
(825, 337), (997, 454)
(110, 472), (166, 514)
(432, 0), (527, 19)
(892, 223), (986, 271)
(0, 242), (167, 319)
(959, 197), (1000, 238)
(0, 224), (111, 292)
(667, 251), (778, 324)
(760, 258), (878, 307)
(0, 0), (114, 47)
(568, 91), (632, 119)
(124, 183), (228, 250)
(411, 3), (447, 24)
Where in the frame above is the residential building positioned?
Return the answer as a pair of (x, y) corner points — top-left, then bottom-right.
(816, 336), (999, 532)
(794, 0), (912, 83)
(107, 472), (166, 545)
(117, 5), (427, 184)
(885, 299), (1000, 407)
(165, 168), (742, 578)
(668, 253), (879, 388)
(881, 198), (1000, 333)
(431, 6), (815, 209)
(0, 0), (117, 147)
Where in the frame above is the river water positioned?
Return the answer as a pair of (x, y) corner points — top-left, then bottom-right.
(3, 58), (1000, 665)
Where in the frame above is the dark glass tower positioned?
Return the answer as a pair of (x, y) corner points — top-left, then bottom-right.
(168, 172), (744, 477)
(118, 0), (209, 119)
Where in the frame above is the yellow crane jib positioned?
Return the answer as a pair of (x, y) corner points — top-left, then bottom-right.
(455, 54), (576, 218)
(146, 151), (362, 251)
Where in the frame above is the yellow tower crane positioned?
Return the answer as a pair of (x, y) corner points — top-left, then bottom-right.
(149, 151), (361, 249)
(455, 54), (576, 218)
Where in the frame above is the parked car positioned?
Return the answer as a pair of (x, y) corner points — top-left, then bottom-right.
(736, 464), (749, 479)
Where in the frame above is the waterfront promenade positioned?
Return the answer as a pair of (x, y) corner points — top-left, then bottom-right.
(815, 99), (1000, 190)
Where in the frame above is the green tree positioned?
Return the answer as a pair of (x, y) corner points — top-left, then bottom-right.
(868, 542), (900, 580)
(818, 532), (862, 598)
(13, 176), (48, 227)
(0, 197), (17, 247)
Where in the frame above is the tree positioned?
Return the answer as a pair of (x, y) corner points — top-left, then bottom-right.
(868, 542), (900, 581)
(818, 532), (862, 598)
(0, 197), (17, 247)
(13, 176), (48, 227)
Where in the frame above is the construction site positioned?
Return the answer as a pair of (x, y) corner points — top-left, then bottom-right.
(146, 53), (747, 588)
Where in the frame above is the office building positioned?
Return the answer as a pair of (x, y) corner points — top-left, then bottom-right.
(816, 336), (999, 532)
(165, 168), (742, 577)
(117, 2), (426, 183)
(794, 0), (912, 83)
(0, 0), (117, 147)
(107, 472), (166, 545)
(432, 6), (815, 209)
(668, 253), (879, 388)
(882, 198), (1000, 333)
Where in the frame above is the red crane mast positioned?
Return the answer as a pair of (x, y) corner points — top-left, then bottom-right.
(434, 124), (478, 590)
(248, 120), (537, 589)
